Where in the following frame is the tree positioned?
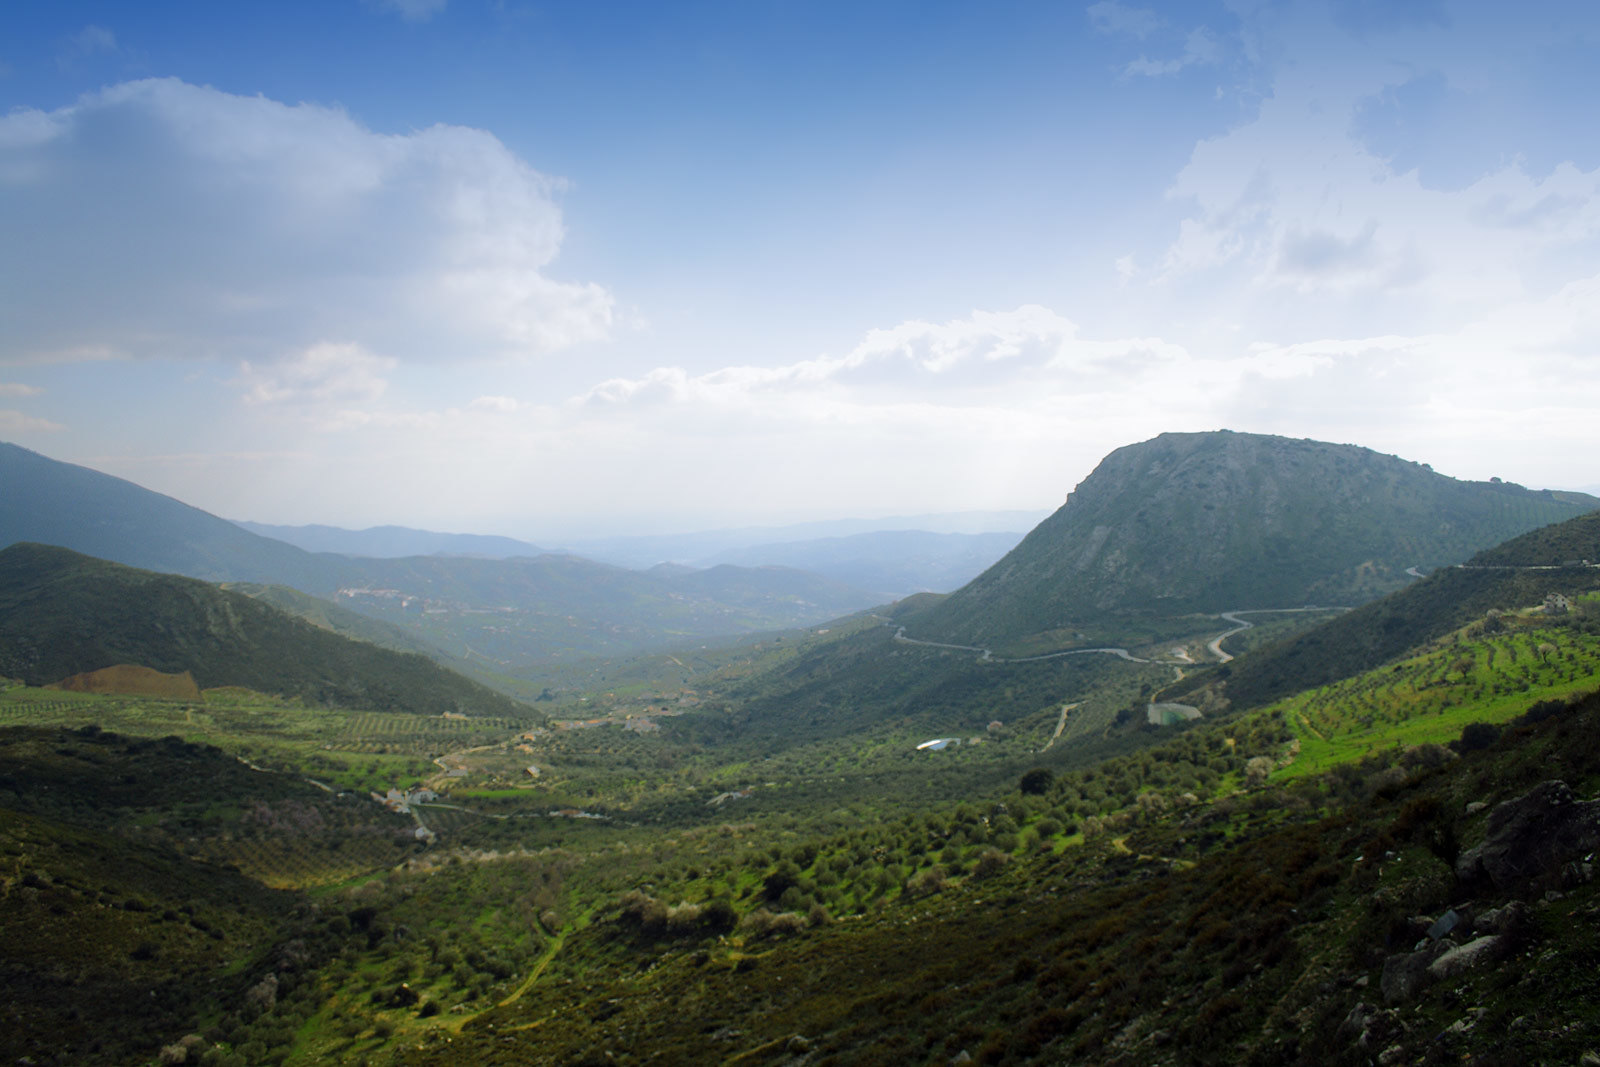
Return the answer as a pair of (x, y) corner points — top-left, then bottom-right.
(1019, 767), (1055, 795)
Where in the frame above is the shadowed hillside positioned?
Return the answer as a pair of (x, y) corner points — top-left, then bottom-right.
(0, 543), (531, 717)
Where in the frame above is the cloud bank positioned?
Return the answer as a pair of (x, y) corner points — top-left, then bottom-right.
(0, 79), (611, 368)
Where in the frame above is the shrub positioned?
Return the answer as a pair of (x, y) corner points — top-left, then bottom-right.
(973, 848), (1009, 879)
(904, 866), (947, 899)
(1455, 721), (1501, 753)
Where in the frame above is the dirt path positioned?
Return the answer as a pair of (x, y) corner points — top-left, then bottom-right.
(500, 904), (594, 1009)
(1040, 702), (1080, 752)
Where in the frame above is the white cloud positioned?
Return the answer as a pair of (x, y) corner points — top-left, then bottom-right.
(1125, 27), (1221, 78)
(0, 410), (63, 434)
(240, 343), (394, 407)
(1155, 20), (1600, 336)
(371, 0), (449, 22)
(469, 395), (520, 413)
(0, 78), (611, 368)
(0, 383), (42, 397)
(1086, 2), (1166, 39)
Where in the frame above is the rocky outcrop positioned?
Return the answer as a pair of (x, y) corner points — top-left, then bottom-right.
(1455, 780), (1600, 890)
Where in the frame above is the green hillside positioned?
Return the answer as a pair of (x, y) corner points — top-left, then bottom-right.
(1178, 509), (1600, 712)
(911, 431), (1597, 648)
(0, 543), (531, 717)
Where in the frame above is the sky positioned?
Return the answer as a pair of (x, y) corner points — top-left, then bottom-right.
(2, 0), (1598, 539)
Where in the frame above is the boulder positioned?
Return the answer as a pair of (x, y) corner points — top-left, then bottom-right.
(1455, 780), (1600, 890)
(1426, 936), (1506, 982)
(1381, 942), (1451, 1004)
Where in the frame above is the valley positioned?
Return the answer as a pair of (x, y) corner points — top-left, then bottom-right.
(3, 431), (1600, 1066)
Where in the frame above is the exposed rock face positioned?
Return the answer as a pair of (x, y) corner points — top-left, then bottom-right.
(1455, 780), (1600, 890)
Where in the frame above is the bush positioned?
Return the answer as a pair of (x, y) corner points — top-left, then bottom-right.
(739, 908), (807, 939)
(904, 866), (947, 898)
(973, 848), (1009, 879)
(1455, 721), (1501, 753)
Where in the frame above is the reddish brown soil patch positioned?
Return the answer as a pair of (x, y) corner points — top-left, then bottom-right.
(50, 664), (202, 700)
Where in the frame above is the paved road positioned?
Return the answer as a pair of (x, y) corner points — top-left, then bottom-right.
(1205, 606), (1349, 664)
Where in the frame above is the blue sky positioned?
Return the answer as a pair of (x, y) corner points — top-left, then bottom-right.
(2, 0), (1598, 537)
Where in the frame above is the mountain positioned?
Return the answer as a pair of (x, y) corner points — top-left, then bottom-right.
(0, 443), (885, 670)
(910, 431), (1599, 647)
(241, 517), (1027, 599)
(559, 510), (1049, 569)
(691, 529), (1026, 598)
(0, 543), (530, 716)
(234, 521), (546, 559)
(0, 442), (348, 590)
(221, 580), (462, 661)
(318, 553), (879, 670)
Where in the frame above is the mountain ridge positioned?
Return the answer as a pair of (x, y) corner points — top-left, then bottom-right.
(911, 430), (1598, 647)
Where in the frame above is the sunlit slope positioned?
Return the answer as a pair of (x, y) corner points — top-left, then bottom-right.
(910, 431), (1597, 647)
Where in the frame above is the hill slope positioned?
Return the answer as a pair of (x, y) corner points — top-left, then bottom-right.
(912, 431), (1597, 646)
(0, 441), (346, 589)
(1175, 509), (1600, 713)
(0, 543), (531, 716)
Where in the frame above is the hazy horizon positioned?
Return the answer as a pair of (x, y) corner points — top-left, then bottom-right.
(3, 1), (1598, 531)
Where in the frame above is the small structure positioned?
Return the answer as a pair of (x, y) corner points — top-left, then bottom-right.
(523, 765), (541, 779)
(1544, 593), (1571, 616)
(916, 737), (961, 752)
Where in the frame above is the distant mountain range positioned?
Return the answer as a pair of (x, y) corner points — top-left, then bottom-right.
(908, 431), (1599, 647)
(234, 516), (1036, 599)
(688, 529), (1025, 598)
(0, 443), (887, 673)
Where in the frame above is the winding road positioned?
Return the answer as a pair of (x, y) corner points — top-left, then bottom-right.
(1203, 606), (1349, 664)
(893, 603), (1350, 670)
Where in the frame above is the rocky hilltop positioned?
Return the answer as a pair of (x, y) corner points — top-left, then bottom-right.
(911, 431), (1597, 646)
